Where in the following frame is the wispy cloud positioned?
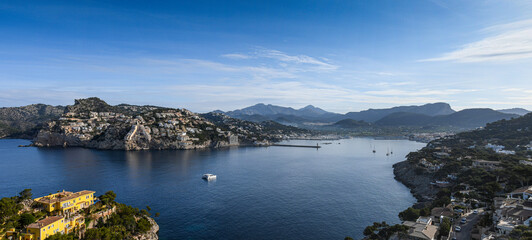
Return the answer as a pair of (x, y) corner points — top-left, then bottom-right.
(222, 48), (339, 71)
(221, 53), (252, 59)
(256, 49), (339, 70)
(143, 58), (298, 79)
(421, 19), (532, 62)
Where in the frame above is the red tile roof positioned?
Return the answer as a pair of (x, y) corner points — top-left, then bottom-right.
(27, 216), (64, 229)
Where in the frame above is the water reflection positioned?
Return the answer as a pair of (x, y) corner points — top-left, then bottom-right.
(1, 138), (425, 240)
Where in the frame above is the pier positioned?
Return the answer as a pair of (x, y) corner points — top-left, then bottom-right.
(271, 144), (321, 149)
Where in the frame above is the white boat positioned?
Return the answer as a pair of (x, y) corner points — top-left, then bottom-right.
(202, 174), (217, 181)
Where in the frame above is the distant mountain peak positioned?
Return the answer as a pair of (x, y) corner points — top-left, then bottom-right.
(497, 108), (530, 116)
(225, 103), (336, 120)
(298, 105), (329, 115)
(344, 102), (455, 122)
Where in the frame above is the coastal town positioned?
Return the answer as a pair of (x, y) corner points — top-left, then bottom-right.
(359, 114), (532, 240)
(0, 189), (158, 240)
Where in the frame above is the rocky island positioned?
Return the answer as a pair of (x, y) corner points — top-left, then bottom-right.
(31, 97), (310, 150)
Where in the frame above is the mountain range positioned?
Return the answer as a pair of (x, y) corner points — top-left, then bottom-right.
(0, 100), (526, 138)
(221, 103), (523, 130)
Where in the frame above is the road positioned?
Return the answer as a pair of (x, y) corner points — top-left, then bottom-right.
(452, 209), (483, 240)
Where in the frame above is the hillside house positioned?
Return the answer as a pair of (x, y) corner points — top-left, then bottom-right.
(507, 185), (532, 200)
(472, 160), (501, 170)
(402, 217), (439, 240)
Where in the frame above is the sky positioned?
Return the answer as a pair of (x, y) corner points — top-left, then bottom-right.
(1, 0), (532, 113)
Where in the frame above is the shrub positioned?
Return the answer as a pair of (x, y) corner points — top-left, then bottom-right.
(398, 208), (420, 221)
(18, 213), (36, 227)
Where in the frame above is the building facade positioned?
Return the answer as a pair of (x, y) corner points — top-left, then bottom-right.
(34, 190), (95, 214)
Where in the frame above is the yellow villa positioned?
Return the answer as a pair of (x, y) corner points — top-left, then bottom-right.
(20, 214), (84, 240)
(34, 190), (95, 214)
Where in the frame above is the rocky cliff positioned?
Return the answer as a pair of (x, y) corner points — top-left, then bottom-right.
(393, 160), (437, 204)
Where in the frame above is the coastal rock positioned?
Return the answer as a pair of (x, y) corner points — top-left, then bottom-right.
(393, 160), (437, 203)
(134, 217), (159, 240)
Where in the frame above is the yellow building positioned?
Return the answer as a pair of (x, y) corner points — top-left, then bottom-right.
(23, 215), (64, 240)
(34, 190), (95, 214)
(20, 214), (84, 240)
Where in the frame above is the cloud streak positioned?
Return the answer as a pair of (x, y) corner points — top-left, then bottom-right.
(222, 48), (339, 71)
(421, 19), (532, 62)
(257, 49), (339, 70)
(221, 53), (252, 59)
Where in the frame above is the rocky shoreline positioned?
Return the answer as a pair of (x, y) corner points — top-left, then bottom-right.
(134, 217), (159, 240)
(393, 160), (437, 207)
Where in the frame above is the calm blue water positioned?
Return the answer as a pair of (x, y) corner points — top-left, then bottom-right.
(0, 138), (424, 240)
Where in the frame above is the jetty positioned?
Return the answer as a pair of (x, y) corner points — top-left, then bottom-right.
(271, 144), (321, 149)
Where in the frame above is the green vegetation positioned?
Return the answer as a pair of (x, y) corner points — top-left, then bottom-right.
(47, 233), (76, 240)
(18, 213), (36, 227)
(1, 189), (155, 240)
(362, 221), (409, 240)
(0, 191), (26, 230)
(509, 225), (532, 240)
(19, 189), (33, 200)
(397, 206), (431, 222)
(86, 203), (153, 239)
(99, 191), (117, 206)
(439, 218), (451, 238)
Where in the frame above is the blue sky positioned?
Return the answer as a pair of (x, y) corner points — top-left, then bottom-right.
(1, 0), (532, 113)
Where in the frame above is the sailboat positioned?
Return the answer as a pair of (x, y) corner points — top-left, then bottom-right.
(386, 147), (390, 156)
(372, 146), (376, 153)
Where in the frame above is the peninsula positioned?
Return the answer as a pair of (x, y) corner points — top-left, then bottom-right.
(29, 97), (310, 150)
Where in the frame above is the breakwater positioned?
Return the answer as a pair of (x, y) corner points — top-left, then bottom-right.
(271, 144), (321, 148)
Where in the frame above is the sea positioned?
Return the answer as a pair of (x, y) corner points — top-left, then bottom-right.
(0, 138), (425, 240)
